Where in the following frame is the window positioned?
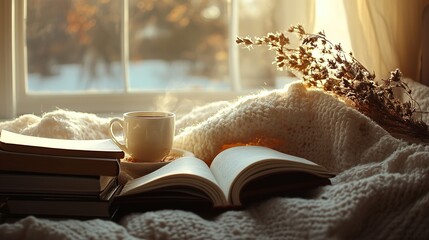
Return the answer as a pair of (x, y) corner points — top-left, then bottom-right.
(1, 0), (351, 118)
(26, 0), (231, 92)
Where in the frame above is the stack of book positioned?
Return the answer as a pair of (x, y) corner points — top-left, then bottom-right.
(0, 130), (124, 219)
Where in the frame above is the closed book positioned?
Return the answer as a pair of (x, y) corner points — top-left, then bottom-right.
(0, 130), (123, 176)
(0, 149), (120, 176)
(1, 183), (120, 218)
(0, 130), (124, 159)
(0, 172), (116, 195)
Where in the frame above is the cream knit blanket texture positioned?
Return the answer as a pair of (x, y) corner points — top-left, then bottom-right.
(1, 81), (429, 239)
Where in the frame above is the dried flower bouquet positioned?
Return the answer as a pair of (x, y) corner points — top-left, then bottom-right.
(236, 25), (429, 142)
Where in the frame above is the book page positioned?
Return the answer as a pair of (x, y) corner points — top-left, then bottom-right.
(118, 157), (228, 206)
(210, 146), (332, 204)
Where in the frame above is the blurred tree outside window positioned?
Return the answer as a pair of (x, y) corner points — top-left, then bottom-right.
(26, 0), (307, 93)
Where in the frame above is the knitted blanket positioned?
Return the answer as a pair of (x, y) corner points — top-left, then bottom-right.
(1, 81), (429, 240)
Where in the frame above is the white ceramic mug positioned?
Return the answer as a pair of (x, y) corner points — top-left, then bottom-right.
(109, 111), (175, 162)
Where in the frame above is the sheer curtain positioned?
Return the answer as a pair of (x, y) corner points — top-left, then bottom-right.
(273, 0), (315, 32)
(343, 0), (429, 83)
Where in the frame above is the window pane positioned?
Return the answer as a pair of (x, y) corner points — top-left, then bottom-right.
(238, 0), (314, 89)
(27, 0), (124, 93)
(128, 0), (230, 90)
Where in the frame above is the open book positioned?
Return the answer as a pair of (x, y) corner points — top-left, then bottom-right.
(115, 146), (335, 208)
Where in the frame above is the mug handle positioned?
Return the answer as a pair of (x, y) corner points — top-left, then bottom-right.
(109, 118), (127, 152)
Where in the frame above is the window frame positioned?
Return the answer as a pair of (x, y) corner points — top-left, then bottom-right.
(0, 0), (16, 119)
(2, 0), (245, 118)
